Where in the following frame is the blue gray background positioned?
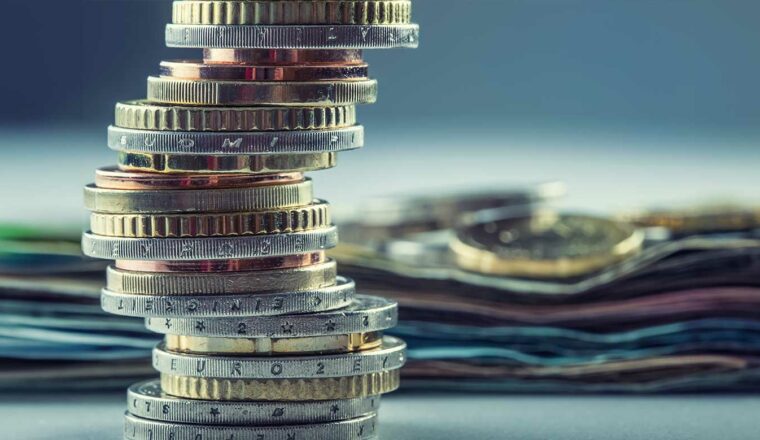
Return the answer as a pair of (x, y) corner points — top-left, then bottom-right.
(3, 0), (760, 134)
(1, 1), (759, 225)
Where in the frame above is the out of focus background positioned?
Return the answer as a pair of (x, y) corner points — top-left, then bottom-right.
(3, 0), (760, 224)
(3, 1), (760, 439)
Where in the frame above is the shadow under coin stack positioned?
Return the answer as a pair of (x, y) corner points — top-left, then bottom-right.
(81, 2), (418, 439)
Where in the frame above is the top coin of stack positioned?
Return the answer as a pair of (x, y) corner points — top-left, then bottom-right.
(81, 1), (418, 439)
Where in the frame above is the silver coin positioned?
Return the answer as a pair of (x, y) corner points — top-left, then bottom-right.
(107, 125), (364, 155)
(127, 379), (380, 425)
(101, 276), (354, 318)
(153, 336), (405, 379)
(124, 412), (377, 440)
(166, 24), (419, 49)
(145, 295), (397, 338)
(82, 227), (337, 261)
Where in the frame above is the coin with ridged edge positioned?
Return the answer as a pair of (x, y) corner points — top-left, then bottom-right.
(123, 412), (377, 440)
(82, 227), (337, 261)
(127, 379), (380, 425)
(108, 125), (363, 154)
(172, 1), (412, 25)
(147, 76), (377, 106)
(145, 295), (397, 338)
(101, 276), (354, 317)
(114, 101), (357, 132)
(161, 370), (400, 401)
(106, 260), (337, 295)
(117, 150), (337, 174)
(90, 200), (330, 238)
(84, 180), (313, 214)
(152, 336), (405, 379)
(165, 24), (419, 49)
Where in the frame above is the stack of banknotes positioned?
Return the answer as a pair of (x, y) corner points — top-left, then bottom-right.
(3, 193), (760, 393)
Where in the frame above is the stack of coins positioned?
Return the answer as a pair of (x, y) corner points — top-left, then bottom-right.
(82, 2), (418, 438)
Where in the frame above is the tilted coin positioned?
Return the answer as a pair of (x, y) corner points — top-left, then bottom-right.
(114, 252), (325, 272)
(152, 336), (405, 378)
(90, 200), (330, 238)
(82, 226), (337, 261)
(160, 59), (369, 81)
(161, 370), (400, 400)
(118, 151), (337, 174)
(106, 260), (337, 295)
(127, 379), (380, 425)
(166, 24), (419, 49)
(115, 100), (357, 131)
(108, 125), (363, 154)
(147, 76), (377, 106)
(164, 331), (382, 355)
(145, 295), (397, 337)
(173, 1), (412, 25)
(124, 412), (377, 440)
(100, 276), (354, 317)
(450, 208), (645, 278)
(95, 166), (303, 190)
(84, 180), (312, 214)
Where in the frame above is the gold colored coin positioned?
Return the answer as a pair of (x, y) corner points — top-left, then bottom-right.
(451, 210), (644, 279)
(164, 332), (383, 355)
(106, 259), (337, 295)
(617, 203), (760, 235)
(84, 180), (313, 214)
(117, 151), (337, 174)
(173, 1), (412, 25)
(90, 201), (330, 238)
(114, 100), (357, 132)
(161, 370), (400, 400)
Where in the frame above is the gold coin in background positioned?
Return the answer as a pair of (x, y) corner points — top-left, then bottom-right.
(451, 209), (644, 279)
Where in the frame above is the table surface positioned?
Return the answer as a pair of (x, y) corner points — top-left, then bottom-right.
(2, 392), (760, 440)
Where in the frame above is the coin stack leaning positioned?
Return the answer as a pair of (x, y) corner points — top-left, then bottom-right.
(81, 2), (418, 438)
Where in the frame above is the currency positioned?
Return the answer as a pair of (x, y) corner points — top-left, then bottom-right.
(100, 277), (356, 318)
(123, 412), (378, 440)
(127, 380), (380, 425)
(450, 208), (644, 278)
(70, 2), (417, 438)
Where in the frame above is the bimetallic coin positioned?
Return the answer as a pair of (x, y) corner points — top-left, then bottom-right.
(127, 380), (380, 425)
(152, 336), (405, 378)
(108, 125), (363, 154)
(203, 49), (364, 64)
(106, 260), (337, 295)
(147, 76), (377, 106)
(100, 276), (353, 317)
(115, 100), (357, 132)
(161, 370), (400, 400)
(117, 151), (337, 174)
(164, 331), (382, 355)
(451, 209), (644, 279)
(115, 252), (325, 272)
(124, 412), (377, 440)
(160, 59), (369, 81)
(90, 201), (330, 238)
(173, 1), (412, 25)
(165, 24), (419, 49)
(145, 295), (397, 338)
(84, 180), (313, 214)
(94, 167), (303, 190)
(82, 226), (337, 261)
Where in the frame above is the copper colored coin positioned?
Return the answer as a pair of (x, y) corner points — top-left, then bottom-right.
(203, 49), (364, 65)
(114, 252), (325, 272)
(95, 167), (303, 190)
(161, 60), (368, 81)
